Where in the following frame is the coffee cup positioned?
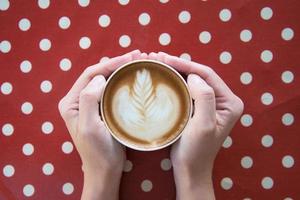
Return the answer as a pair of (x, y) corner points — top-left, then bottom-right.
(100, 60), (192, 151)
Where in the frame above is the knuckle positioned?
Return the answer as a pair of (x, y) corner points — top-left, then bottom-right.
(231, 96), (244, 118)
(58, 97), (67, 117)
(58, 98), (73, 122)
(205, 67), (215, 77)
(83, 66), (94, 76)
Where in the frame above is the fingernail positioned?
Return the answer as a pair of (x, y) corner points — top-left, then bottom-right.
(141, 52), (147, 58)
(95, 75), (106, 83)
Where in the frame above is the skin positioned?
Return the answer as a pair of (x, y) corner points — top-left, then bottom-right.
(149, 52), (244, 199)
(58, 50), (244, 200)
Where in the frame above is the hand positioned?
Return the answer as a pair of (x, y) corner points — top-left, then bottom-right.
(58, 50), (146, 200)
(148, 52), (244, 200)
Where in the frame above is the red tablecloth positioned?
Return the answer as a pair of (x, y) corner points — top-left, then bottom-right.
(1, 0), (299, 199)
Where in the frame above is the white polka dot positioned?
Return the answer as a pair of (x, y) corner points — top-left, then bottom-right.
(119, 35), (131, 48)
(284, 197), (293, 200)
(219, 9), (231, 22)
(199, 31), (211, 44)
(180, 53), (191, 61)
(240, 114), (253, 127)
(20, 60), (32, 73)
(0, 0), (10, 11)
(159, 33), (171, 46)
(78, 0), (89, 7)
(222, 136), (232, 148)
(118, 0), (130, 5)
(219, 51), (232, 64)
(79, 36), (91, 49)
(23, 184), (35, 197)
(282, 113), (294, 126)
(282, 155), (294, 168)
(141, 180), (153, 192)
(100, 56), (110, 63)
(261, 177), (273, 189)
(240, 29), (252, 42)
(221, 177), (233, 190)
(159, 0), (169, 3)
(3, 165), (15, 177)
(261, 135), (273, 147)
(178, 11), (191, 24)
(58, 16), (71, 29)
(42, 162), (54, 175)
(62, 141), (73, 154)
(40, 80), (52, 93)
(123, 160), (133, 172)
(98, 15), (111, 28)
(59, 58), (72, 71)
(261, 92), (273, 105)
(2, 123), (14, 136)
(281, 71), (294, 84)
(39, 38), (51, 51)
(22, 143), (34, 156)
(21, 102), (33, 115)
(260, 7), (273, 20)
(139, 13), (151, 26)
(1, 82), (13, 95)
(261, 50), (273, 63)
(160, 158), (172, 171)
(281, 28), (294, 41)
(38, 0), (50, 9)
(62, 182), (74, 195)
(41, 121), (54, 134)
(243, 198), (252, 200)
(0, 40), (11, 53)
(241, 156), (253, 169)
(240, 72), (253, 85)
(18, 18), (31, 31)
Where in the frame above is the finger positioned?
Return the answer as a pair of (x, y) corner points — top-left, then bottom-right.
(66, 49), (141, 101)
(141, 52), (148, 59)
(158, 52), (245, 136)
(131, 49), (143, 60)
(148, 52), (158, 60)
(157, 51), (235, 99)
(187, 74), (216, 129)
(79, 75), (106, 130)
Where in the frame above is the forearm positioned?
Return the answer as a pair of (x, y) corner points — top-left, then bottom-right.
(81, 169), (122, 200)
(173, 167), (215, 200)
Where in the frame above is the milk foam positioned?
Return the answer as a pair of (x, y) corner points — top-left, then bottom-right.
(112, 69), (180, 142)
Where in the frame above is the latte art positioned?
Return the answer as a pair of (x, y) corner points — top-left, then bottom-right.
(101, 60), (191, 150)
(112, 69), (180, 143)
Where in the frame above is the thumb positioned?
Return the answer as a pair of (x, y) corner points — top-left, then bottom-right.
(79, 75), (106, 127)
(187, 74), (216, 128)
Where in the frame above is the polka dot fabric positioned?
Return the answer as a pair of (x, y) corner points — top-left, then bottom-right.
(1, 0), (299, 199)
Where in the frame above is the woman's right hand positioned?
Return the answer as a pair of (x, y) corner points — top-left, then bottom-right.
(148, 52), (244, 200)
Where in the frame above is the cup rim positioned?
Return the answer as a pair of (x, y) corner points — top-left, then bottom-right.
(100, 59), (192, 151)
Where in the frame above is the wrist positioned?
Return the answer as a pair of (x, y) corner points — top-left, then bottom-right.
(81, 168), (123, 200)
(173, 165), (215, 200)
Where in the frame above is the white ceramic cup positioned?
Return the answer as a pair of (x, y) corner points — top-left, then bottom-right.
(100, 59), (192, 151)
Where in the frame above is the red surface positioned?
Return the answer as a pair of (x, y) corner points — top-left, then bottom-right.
(1, 0), (300, 199)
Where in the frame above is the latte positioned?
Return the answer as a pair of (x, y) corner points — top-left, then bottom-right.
(100, 60), (192, 151)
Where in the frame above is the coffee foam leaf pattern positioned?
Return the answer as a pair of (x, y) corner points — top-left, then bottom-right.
(112, 69), (180, 143)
